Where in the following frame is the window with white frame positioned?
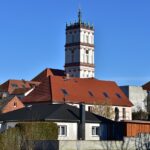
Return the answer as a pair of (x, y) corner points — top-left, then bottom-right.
(92, 126), (99, 136)
(58, 125), (67, 136)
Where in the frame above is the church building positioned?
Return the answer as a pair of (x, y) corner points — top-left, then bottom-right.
(0, 10), (133, 121)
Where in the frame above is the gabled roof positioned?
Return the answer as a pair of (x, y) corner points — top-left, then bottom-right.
(22, 76), (133, 107)
(0, 96), (24, 112)
(0, 103), (112, 123)
(142, 81), (150, 91)
(32, 68), (66, 82)
(22, 77), (52, 103)
(0, 80), (40, 94)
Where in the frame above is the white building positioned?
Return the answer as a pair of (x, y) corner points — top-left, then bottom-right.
(120, 86), (148, 112)
(0, 103), (112, 141)
(64, 10), (95, 78)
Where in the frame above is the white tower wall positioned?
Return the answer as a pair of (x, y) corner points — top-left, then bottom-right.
(65, 11), (95, 78)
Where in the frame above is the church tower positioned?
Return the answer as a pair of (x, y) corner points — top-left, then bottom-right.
(64, 10), (95, 78)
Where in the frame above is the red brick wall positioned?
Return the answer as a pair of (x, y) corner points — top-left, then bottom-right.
(2, 96), (25, 113)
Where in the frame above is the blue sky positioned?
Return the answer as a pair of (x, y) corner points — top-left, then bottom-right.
(0, 0), (150, 86)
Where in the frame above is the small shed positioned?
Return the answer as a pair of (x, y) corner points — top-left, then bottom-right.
(121, 120), (150, 137)
(101, 120), (150, 140)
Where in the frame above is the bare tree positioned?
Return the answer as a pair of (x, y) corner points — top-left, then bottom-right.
(91, 100), (114, 120)
(132, 106), (148, 120)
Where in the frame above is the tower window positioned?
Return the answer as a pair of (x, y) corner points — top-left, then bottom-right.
(82, 54), (85, 63)
(72, 35), (74, 43)
(71, 50), (74, 62)
(86, 50), (89, 63)
(86, 35), (89, 43)
(83, 34), (85, 42)
(82, 73), (84, 78)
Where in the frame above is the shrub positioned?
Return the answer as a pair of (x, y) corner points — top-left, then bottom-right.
(0, 122), (58, 149)
(16, 122), (58, 140)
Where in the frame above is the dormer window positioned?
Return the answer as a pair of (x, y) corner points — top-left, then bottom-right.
(22, 85), (26, 88)
(103, 92), (109, 98)
(11, 84), (18, 88)
(116, 93), (122, 99)
(61, 89), (68, 96)
(88, 91), (94, 97)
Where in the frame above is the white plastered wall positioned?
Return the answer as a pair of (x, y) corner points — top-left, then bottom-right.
(85, 123), (100, 140)
(129, 86), (148, 111)
(65, 27), (95, 78)
(68, 103), (132, 121)
(56, 122), (78, 140)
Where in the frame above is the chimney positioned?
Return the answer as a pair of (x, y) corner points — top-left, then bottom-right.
(66, 73), (70, 79)
(78, 103), (85, 140)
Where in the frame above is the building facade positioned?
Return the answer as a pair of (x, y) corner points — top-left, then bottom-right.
(64, 10), (95, 78)
(120, 86), (148, 112)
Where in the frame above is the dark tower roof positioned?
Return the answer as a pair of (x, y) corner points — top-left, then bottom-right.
(66, 10), (94, 31)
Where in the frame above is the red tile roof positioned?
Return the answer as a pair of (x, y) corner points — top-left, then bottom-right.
(11, 88), (31, 95)
(32, 68), (66, 82)
(142, 82), (150, 91)
(0, 80), (40, 94)
(22, 76), (133, 107)
(23, 77), (52, 103)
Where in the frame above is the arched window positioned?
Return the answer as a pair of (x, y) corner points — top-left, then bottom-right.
(86, 50), (89, 63)
(115, 107), (119, 121)
(122, 108), (126, 119)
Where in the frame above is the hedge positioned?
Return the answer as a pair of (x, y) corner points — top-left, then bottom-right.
(16, 122), (58, 140)
(0, 122), (58, 149)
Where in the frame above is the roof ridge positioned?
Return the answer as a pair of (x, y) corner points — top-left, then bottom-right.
(45, 104), (63, 119)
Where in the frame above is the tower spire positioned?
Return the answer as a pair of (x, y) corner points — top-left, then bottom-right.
(78, 9), (82, 23)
